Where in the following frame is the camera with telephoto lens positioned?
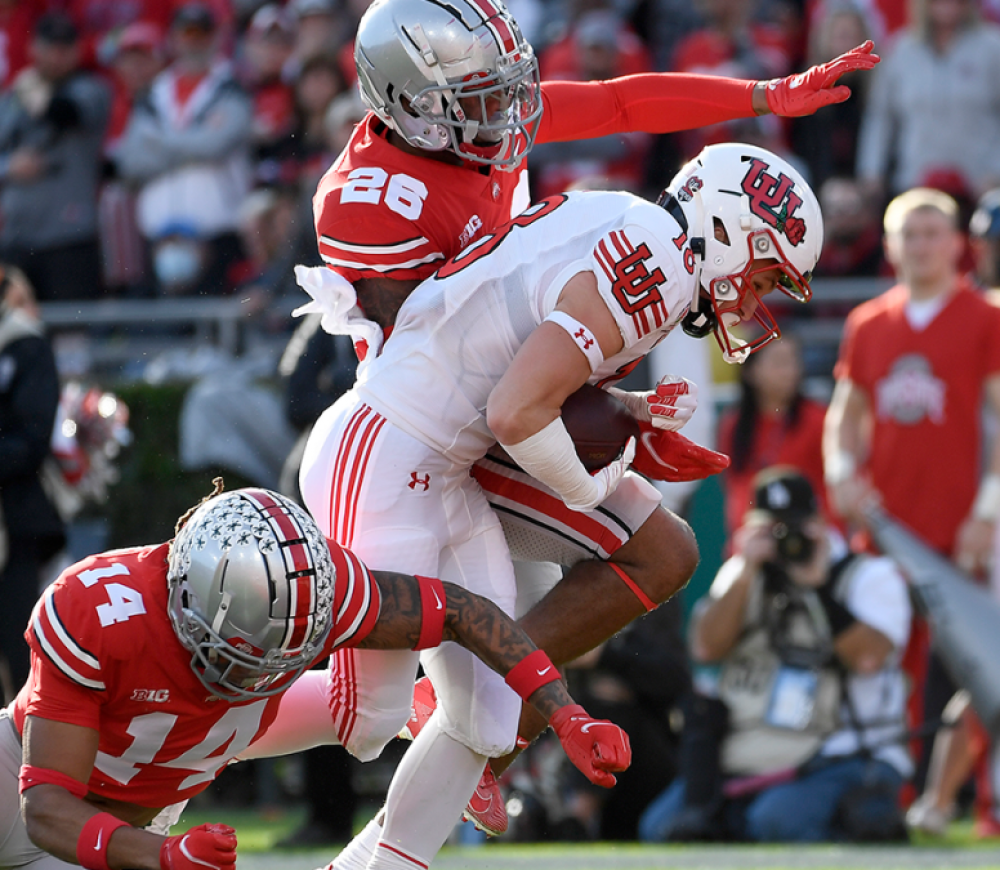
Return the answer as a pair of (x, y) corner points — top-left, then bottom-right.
(772, 520), (815, 564)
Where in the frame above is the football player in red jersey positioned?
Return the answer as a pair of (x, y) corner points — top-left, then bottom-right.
(0, 482), (628, 870)
(298, 0), (876, 842)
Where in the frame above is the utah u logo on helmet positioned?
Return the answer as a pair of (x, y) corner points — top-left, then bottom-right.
(741, 158), (807, 246)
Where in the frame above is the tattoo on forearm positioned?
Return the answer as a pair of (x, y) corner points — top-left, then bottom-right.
(361, 574), (539, 675)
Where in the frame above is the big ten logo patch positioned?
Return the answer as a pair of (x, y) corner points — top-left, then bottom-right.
(459, 214), (483, 249)
(407, 471), (431, 495)
(740, 157), (807, 246)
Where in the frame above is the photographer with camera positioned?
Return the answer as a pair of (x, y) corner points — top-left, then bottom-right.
(639, 467), (912, 843)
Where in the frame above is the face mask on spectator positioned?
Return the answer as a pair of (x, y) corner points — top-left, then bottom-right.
(154, 240), (202, 287)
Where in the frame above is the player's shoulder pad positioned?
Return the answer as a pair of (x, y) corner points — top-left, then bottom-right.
(588, 198), (690, 344)
(31, 546), (165, 680)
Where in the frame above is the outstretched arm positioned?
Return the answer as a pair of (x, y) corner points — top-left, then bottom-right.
(360, 571), (631, 785)
(537, 41), (879, 143)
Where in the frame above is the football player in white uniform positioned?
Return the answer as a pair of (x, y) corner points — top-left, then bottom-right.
(302, 0), (874, 839)
(263, 142), (824, 870)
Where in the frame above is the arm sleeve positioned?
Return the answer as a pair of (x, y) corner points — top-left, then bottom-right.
(537, 74), (756, 144)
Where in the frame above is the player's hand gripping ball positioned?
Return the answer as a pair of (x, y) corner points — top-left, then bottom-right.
(646, 375), (698, 431)
(160, 823), (237, 870)
(561, 384), (640, 472)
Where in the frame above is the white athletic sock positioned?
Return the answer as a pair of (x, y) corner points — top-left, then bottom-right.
(330, 815), (382, 870)
(367, 713), (486, 869)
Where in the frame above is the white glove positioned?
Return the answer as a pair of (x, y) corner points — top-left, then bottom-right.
(608, 376), (698, 432)
(564, 437), (636, 512)
(647, 375), (698, 431)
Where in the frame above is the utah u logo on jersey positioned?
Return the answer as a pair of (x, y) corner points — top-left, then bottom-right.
(595, 230), (669, 339)
(741, 158), (807, 246)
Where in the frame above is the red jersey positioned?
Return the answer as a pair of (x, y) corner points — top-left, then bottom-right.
(718, 397), (829, 536)
(314, 114), (529, 284)
(834, 280), (1000, 553)
(13, 540), (379, 807)
(313, 76), (757, 288)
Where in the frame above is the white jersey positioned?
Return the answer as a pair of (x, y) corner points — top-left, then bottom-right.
(356, 190), (694, 465)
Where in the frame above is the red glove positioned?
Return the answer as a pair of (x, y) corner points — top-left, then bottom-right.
(550, 704), (631, 788)
(765, 40), (879, 117)
(160, 824), (237, 870)
(630, 421), (730, 482)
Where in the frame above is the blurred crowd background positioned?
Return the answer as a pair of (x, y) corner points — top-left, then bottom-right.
(4, 0), (1000, 853)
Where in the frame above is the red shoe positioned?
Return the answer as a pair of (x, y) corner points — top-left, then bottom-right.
(975, 814), (1000, 839)
(463, 765), (508, 837)
(398, 676), (437, 740)
(398, 676), (509, 836)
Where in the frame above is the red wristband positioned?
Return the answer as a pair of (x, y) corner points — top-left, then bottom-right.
(18, 764), (88, 798)
(505, 650), (560, 700)
(414, 575), (447, 650)
(77, 812), (130, 870)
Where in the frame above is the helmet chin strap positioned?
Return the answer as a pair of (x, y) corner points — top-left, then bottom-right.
(678, 188), (715, 340)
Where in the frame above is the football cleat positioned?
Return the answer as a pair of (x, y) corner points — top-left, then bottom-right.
(462, 765), (508, 837)
(399, 675), (509, 836)
(397, 675), (437, 740)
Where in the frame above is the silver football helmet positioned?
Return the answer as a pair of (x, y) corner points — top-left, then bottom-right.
(660, 143), (823, 363)
(355, 0), (541, 169)
(167, 488), (335, 699)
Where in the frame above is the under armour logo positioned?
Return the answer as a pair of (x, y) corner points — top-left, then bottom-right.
(408, 472), (430, 492)
(574, 328), (594, 350)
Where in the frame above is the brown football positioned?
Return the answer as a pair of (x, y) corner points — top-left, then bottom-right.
(561, 383), (640, 472)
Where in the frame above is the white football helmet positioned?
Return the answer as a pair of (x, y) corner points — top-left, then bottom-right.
(659, 143), (823, 362)
(167, 488), (335, 699)
(355, 0), (541, 169)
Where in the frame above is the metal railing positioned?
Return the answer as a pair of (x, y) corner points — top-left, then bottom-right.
(38, 277), (894, 381)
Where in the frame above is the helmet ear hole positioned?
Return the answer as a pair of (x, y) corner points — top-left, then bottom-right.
(713, 216), (731, 245)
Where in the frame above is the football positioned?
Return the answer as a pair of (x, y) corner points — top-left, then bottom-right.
(561, 384), (640, 472)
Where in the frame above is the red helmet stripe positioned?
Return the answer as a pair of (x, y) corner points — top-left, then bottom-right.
(465, 0), (518, 56)
(241, 489), (317, 650)
(467, 0), (502, 19)
(486, 15), (517, 56)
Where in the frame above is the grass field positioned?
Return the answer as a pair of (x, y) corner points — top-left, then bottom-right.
(173, 806), (1000, 870)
